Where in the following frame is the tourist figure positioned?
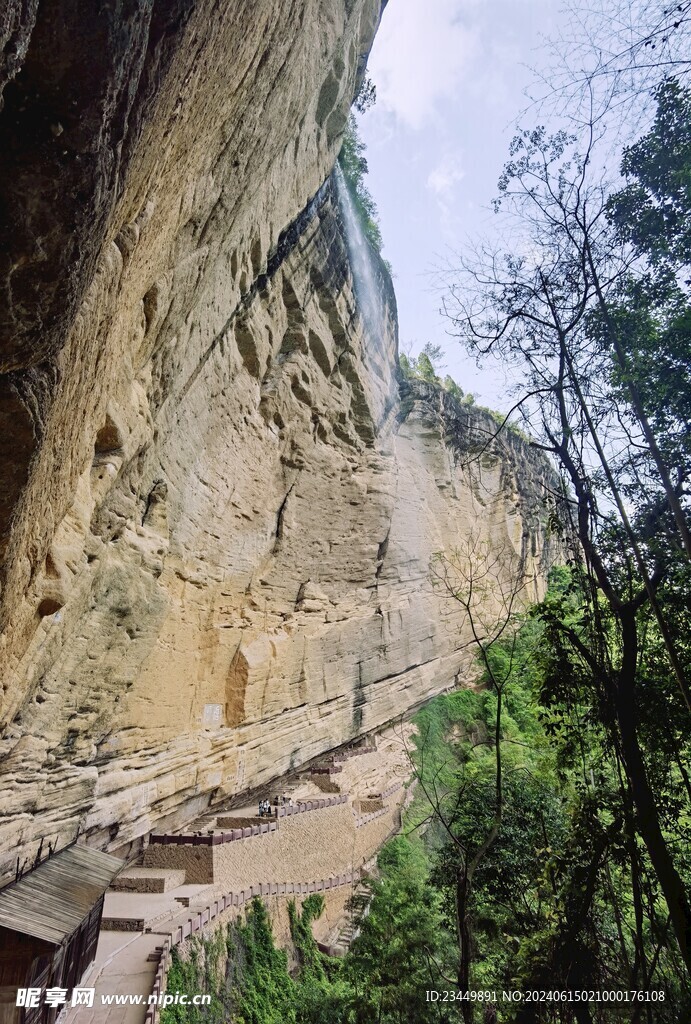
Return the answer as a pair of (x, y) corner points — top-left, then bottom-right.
(258, 801), (263, 818)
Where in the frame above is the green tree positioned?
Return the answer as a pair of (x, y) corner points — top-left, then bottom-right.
(353, 74), (377, 115)
(416, 351), (437, 382)
(607, 78), (691, 268)
(399, 342), (449, 383)
(398, 351), (413, 377)
(412, 568), (689, 1019)
(344, 837), (454, 1023)
(420, 342), (445, 369)
(443, 375), (464, 402)
(422, 536), (536, 1021)
(600, 80), (691, 561)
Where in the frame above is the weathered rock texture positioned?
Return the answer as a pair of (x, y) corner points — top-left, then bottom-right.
(0, 0), (558, 879)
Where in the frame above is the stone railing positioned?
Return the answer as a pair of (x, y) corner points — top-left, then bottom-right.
(354, 805), (390, 828)
(144, 869), (361, 1024)
(149, 795), (349, 847)
(148, 785), (407, 849)
(332, 743), (376, 763)
(379, 781), (403, 800)
(353, 781), (404, 828)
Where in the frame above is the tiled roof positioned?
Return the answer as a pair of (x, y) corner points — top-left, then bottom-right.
(0, 844), (122, 945)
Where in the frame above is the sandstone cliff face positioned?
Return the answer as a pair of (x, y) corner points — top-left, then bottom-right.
(0, 1), (557, 878)
(0, 0), (384, 677)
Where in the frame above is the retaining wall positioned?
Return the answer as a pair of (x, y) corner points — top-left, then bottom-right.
(144, 791), (402, 887)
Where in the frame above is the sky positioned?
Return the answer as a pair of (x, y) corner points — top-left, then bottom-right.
(358, 0), (563, 410)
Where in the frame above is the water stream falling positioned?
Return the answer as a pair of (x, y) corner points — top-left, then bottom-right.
(334, 162), (385, 343)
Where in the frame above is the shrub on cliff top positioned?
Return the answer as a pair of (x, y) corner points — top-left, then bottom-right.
(338, 113), (384, 255)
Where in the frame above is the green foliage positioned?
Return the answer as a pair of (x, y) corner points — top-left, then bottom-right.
(523, 568), (691, 1015)
(399, 346), (454, 389)
(607, 78), (691, 267)
(443, 374), (464, 401)
(405, 566), (691, 1016)
(399, 341), (446, 383)
(338, 114), (384, 255)
(416, 351), (437, 381)
(596, 80), (691, 491)
(353, 75), (377, 115)
(409, 612), (567, 991)
(341, 836), (455, 1023)
(160, 900), (298, 1024)
(288, 894), (326, 980)
(413, 686), (487, 787)
(160, 945), (213, 1024)
(398, 352), (413, 377)
(227, 899), (298, 1024)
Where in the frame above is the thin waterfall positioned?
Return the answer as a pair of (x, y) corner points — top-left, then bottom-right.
(334, 162), (384, 342)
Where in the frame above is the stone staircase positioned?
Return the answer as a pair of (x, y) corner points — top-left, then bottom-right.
(309, 741), (377, 779)
(329, 881), (372, 956)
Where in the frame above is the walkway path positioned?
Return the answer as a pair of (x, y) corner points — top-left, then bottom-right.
(66, 724), (413, 1024)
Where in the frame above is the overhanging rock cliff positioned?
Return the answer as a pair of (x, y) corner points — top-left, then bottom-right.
(0, 1), (558, 877)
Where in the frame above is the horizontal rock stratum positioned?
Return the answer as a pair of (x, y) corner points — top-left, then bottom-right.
(0, 0), (558, 879)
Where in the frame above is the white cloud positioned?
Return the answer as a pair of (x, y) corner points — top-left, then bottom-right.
(427, 156), (465, 197)
(426, 153), (465, 231)
(368, 0), (479, 129)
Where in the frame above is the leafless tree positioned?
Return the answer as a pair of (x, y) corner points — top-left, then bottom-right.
(528, 0), (691, 142)
(403, 535), (534, 1022)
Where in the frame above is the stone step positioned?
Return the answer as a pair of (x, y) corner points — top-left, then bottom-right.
(110, 867), (187, 893)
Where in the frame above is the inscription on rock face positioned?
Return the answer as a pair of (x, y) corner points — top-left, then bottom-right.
(203, 704), (224, 728)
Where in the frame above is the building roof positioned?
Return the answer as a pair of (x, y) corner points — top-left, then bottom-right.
(0, 845), (123, 946)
